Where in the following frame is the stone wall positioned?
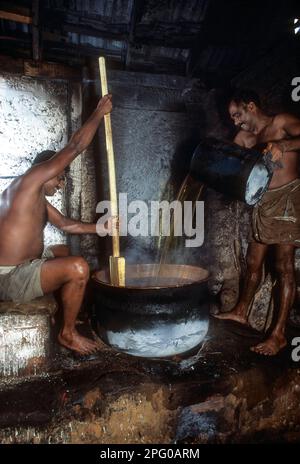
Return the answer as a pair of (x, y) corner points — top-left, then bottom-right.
(79, 68), (247, 313)
(0, 73), (70, 246)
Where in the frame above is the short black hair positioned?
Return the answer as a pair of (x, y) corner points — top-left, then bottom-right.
(32, 150), (56, 165)
(230, 88), (261, 108)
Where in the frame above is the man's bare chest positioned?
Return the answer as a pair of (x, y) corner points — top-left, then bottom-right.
(255, 124), (286, 145)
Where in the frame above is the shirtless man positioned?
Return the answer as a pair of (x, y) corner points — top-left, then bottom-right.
(0, 94), (113, 355)
(215, 89), (300, 356)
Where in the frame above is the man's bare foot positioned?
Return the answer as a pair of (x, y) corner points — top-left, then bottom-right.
(58, 329), (102, 355)
(250, 334), (287, 356)
(213, 308), (248, 325)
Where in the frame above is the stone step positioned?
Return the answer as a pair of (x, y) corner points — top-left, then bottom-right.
(0, 295), (57, 378)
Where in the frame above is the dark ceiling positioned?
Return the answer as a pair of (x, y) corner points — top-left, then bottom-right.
(0, 0), (299, 85)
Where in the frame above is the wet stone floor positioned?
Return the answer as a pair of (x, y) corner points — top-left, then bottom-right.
(1, 317), (300, 444)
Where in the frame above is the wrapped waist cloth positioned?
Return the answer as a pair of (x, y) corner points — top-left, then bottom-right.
(252, 178), (300, 245)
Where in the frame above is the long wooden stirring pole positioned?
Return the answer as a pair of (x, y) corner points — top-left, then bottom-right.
(99, 56), (125, 287)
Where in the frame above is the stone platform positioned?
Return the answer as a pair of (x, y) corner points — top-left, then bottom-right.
(0, 295), (57, 378)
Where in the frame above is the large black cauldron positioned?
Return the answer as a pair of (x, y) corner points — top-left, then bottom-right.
(190, 138), (272, 205)
(91, 264), (210, 358)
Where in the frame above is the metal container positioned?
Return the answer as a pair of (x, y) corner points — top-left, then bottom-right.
(190, 138), (272, 205)
(91, 264), (210, 358)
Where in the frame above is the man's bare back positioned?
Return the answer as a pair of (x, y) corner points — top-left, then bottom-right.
(0, 177), (47, 265)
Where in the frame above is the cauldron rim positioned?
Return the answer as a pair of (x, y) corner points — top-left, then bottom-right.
(92, 263), (210, 291)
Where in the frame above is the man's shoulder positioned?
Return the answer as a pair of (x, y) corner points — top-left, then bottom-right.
(236, 129), (253, 139)
(6, 174), (40, 198)
(273, 112), (300, 127)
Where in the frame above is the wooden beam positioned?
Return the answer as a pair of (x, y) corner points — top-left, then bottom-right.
(47, 10), (198, 48)
(43, 40), (123, 60)
(0, 10), (32, 24)
(45, 9), (128, 37)
(0, 54), (24, 73)
(24, 59), (81, 80)
(0, 53), (81, 80)
(62, 22), (128, 41)
(32, 0), (40, 61)
(125, 0), (137, 68)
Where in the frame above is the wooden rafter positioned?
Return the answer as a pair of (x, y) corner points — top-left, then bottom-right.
(0, 10), (32, 24)
(125, 0), (144, 68)
(32, 0), (40, 61)
(0, 54), (81, 80)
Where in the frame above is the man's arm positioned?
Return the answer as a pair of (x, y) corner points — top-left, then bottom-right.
(46, 202), (97, 234)
(23, 95), (112, 188)
(233, 131), (246, 147)
(46, 202), (113, 235)
(233, 130), (256, 148)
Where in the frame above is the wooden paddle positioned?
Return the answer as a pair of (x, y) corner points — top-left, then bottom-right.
(99, 56), (125, 286)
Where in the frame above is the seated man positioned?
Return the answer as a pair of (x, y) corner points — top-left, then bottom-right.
(0, 94), (113, 355)
(215, 89), (300, 356)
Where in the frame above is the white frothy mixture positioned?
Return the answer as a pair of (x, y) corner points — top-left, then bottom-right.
(106, 318), (209, 358)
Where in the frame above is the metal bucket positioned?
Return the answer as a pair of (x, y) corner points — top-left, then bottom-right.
(189, 138), (272, 205)
(91, 264), (210, 358)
